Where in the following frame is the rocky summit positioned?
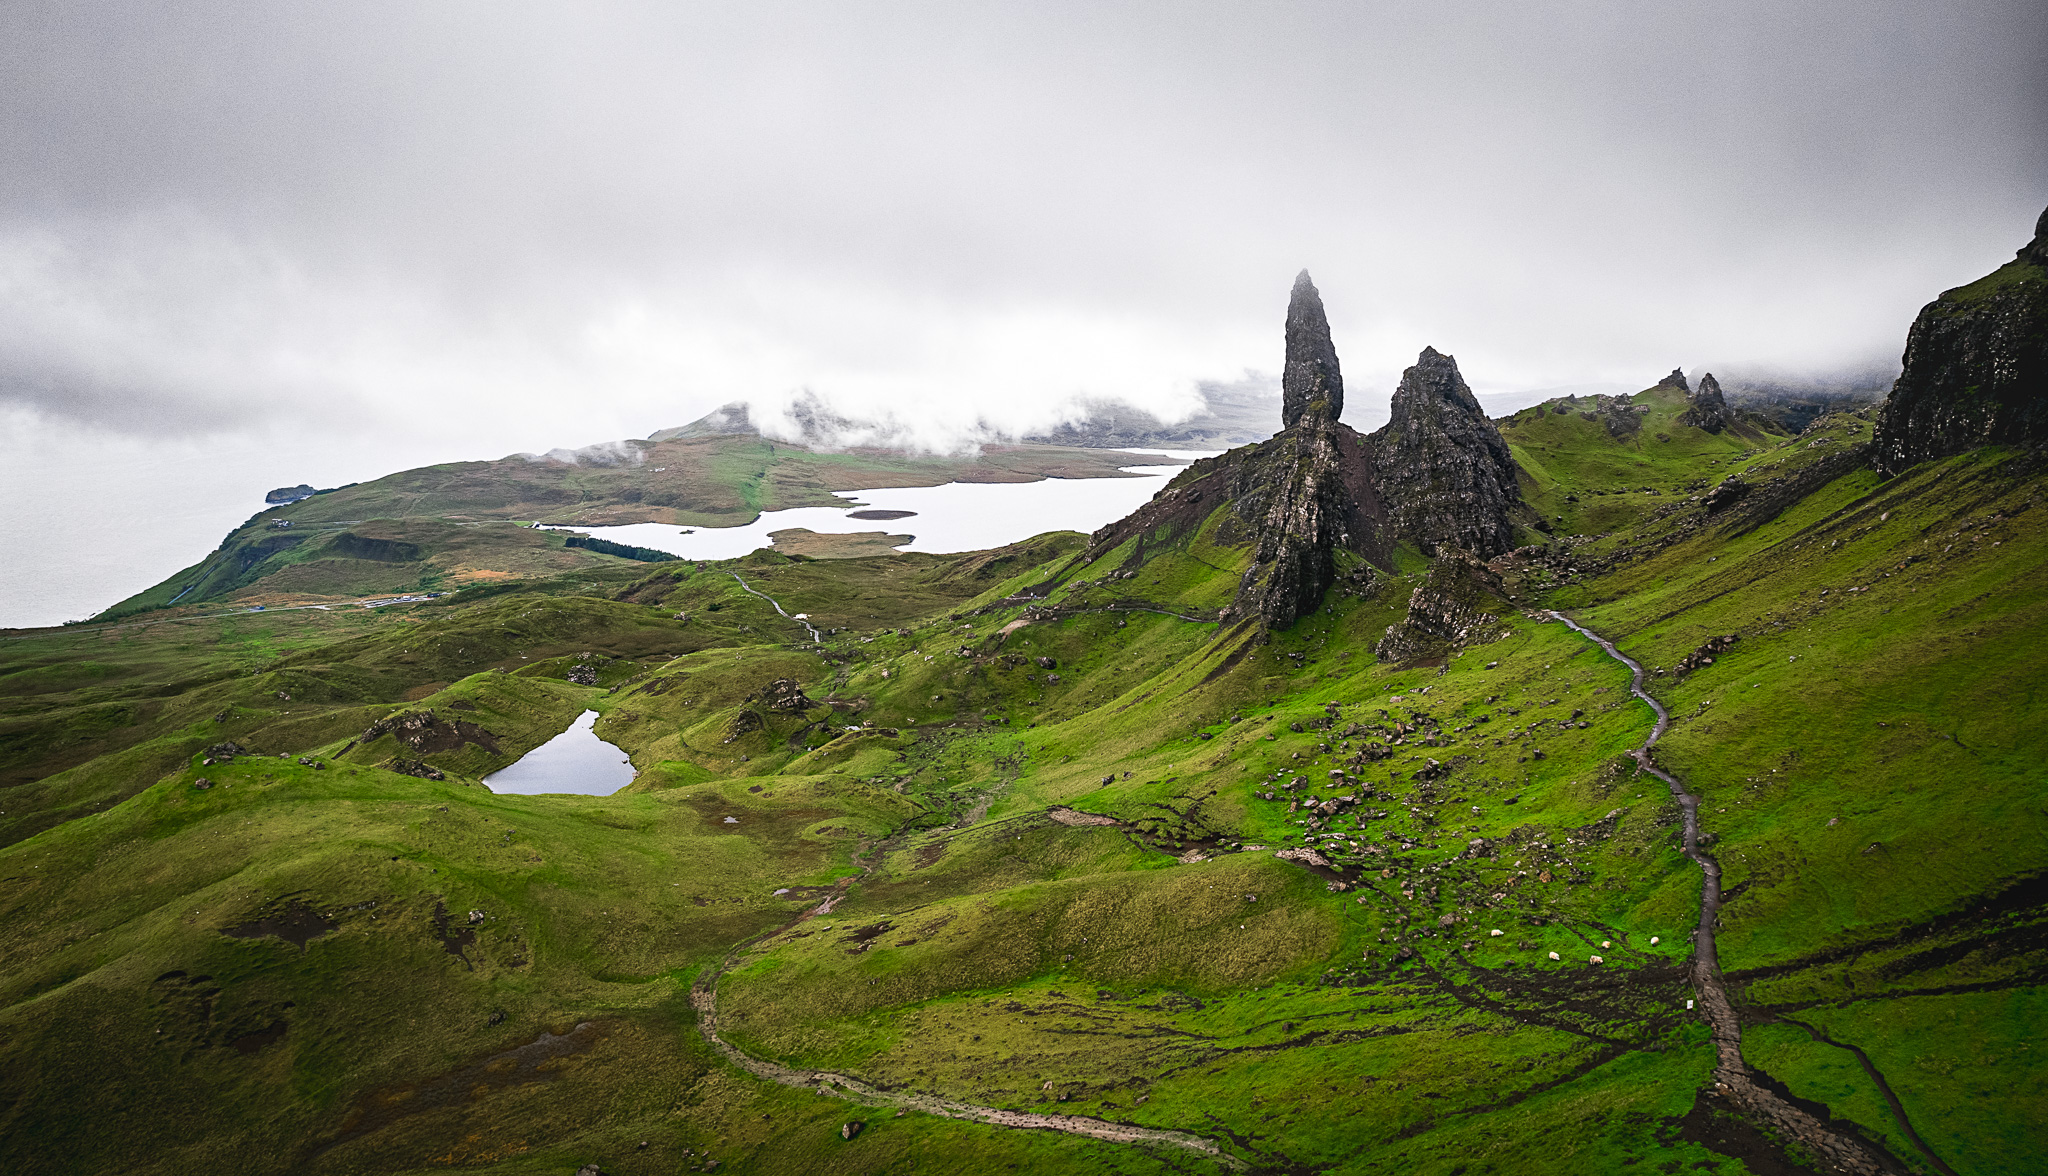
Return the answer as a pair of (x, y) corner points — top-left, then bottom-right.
(1367, 347), (1524, 558)
(1281, 269), (1345, 429)
(1679, 371), (1730, 432)
(1872, 203), (2048, 476)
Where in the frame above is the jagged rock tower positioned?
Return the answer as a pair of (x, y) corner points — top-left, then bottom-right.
(1282, 270), (1344, 428)
(1681, 372), (1730, 432)
(1083, 274), (1526, 633)
(1367, 348), (1523, 558)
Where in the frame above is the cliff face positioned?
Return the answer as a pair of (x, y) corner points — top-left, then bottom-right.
(1281, 271), (1345, 429)
(1873, 205), (2048, 476)
(1228, 421), (1388, 628)
(1367, 348), (1523, 558)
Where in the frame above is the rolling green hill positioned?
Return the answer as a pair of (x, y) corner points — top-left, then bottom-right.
(3, 218), (2044, 1175)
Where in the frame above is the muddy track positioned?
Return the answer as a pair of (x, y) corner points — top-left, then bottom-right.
(1549, 612), (1906, 1176)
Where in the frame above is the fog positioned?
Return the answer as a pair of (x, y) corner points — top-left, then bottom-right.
(1, 1), (2042, 622)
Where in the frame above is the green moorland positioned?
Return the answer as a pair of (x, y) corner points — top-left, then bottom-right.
(0, 387), (2042, 1175)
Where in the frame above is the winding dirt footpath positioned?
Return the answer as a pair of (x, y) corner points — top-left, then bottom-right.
(689, 912), (1244, 1167)
(1549, 612), (1900, 1176)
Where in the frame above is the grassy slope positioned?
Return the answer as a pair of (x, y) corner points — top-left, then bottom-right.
(89, 435), (1165, 619)
(1, 397), (2042, 1174)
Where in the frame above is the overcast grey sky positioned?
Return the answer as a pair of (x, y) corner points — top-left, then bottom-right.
(1, 0), (2043, 458)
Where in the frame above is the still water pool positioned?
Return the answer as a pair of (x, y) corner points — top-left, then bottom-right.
(482, 710), (635, 796)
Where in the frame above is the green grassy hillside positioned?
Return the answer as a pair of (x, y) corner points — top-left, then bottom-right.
(1, 398), (2040, 1174)
(89, 435), (1173, 621)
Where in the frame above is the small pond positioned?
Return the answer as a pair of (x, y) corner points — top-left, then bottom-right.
(482, 710), (636, 796)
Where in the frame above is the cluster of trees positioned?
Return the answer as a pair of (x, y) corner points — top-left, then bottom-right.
(564, 535), (679, 562)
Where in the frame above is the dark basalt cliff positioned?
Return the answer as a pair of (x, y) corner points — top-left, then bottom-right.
(1366, 347), (1523, 558)
(1873, 205), (2048, 477)
(1281, 270), (1344, 429)
(1680, 372), (1730, 432)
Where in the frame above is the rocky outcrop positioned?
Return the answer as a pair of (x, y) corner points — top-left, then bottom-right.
(1087, 417), (1392, 631)
(1654, 368), (1689, 392)
(1229, 421), (1386, 629)
(1368, 348), (1523, 558)
(1372, 549), (1511, 662)
(359, 709), (501, 755)
(265, 484), (315, 505)
(1282, 271), (1344, 429)
(1680, 372), (1730, 433)
(758, 678), (813, 712)
(1873, 204), (2048, 476)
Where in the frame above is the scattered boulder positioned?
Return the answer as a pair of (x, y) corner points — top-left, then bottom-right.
(840, 1122), (864, 1141)
(566, 664), (600, 686)
(760, 678), (812, 712)
(384, 758), (446, 781)
(1675, 634), (1739, 674)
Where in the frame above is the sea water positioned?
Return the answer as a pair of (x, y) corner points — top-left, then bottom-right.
(482, 710), (636, 796)
(545, 452), (1216, 560)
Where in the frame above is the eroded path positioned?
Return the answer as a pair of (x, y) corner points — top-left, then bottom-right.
(690, 915), (1245, 1168)
(728, 570), (824, 642)
(1549, 612), (1903, 1176)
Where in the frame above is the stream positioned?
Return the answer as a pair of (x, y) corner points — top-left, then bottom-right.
(728, 571), (823, 642)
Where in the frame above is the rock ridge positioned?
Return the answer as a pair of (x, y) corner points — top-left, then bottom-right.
(1873, 203), (2048, 476)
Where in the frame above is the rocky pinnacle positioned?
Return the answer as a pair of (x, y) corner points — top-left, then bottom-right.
(1369, 348), (1523, 558)
(1282, 270), (1344, 429)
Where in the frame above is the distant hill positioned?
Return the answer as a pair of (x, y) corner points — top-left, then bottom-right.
(651, 378), (1282, 452)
